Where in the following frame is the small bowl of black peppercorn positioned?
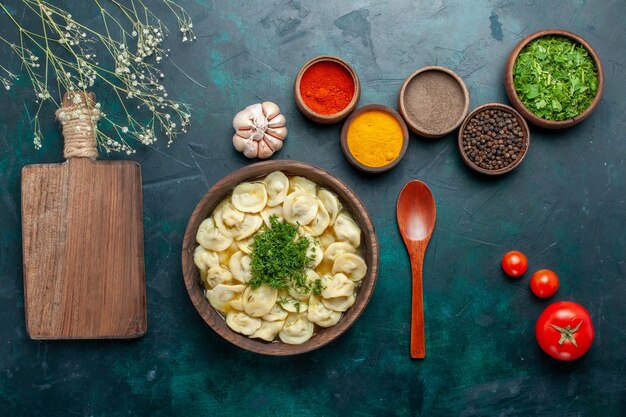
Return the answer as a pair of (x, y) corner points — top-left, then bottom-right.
(458, 103), (530, 175)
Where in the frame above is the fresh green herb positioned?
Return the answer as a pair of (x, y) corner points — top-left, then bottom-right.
(513, 35), (598, 120)
(312, 279), (323, 296)
(249, 215), (315, 293)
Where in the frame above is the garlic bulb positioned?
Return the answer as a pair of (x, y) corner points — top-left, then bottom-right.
(232, 102), (287, 159)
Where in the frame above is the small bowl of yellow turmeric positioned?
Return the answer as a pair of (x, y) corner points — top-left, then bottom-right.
(340, 104), (409, 173)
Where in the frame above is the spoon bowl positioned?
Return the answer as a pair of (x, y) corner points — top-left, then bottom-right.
(396, 180), (437, 359)
(397, 181), (436, 241)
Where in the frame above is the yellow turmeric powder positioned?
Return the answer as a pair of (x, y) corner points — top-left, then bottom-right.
(346, 110), (404, 168)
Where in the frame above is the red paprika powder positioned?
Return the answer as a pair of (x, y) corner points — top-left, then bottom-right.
(299, 61), (355, 115)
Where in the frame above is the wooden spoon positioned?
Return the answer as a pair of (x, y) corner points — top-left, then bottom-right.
(396, 180), (436, 359)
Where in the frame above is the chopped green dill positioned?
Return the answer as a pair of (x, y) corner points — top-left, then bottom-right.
(312, 279), (323, 296)
(513, 35), (598, 120)
(249, 215), (316, 294)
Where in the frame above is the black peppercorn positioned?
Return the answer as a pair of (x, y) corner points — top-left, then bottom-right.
(461, 108), (527, 171)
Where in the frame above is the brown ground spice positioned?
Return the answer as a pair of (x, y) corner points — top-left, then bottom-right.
(403, 71), (465, 133)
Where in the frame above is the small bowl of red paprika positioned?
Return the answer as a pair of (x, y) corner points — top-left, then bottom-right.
(294, 55), (361, 124)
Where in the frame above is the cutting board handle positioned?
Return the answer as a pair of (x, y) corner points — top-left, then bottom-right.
(56, 91), (100, 160)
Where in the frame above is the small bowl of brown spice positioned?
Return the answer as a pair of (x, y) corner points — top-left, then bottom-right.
(398, 66), (470, 138)
(457, 103), (530, 175)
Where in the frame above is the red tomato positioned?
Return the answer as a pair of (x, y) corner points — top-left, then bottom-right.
(501, 251), (528, 277)
(530, 269), (560, 298)
(535, 301), (594, 361)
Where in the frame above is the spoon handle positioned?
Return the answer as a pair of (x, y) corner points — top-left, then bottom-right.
(408, 244), (426, 359)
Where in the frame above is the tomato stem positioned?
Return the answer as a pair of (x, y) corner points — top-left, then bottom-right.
(550, 321), (583, 347)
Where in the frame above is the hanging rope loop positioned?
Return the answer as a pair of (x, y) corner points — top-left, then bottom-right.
(55, 91), (100, 160)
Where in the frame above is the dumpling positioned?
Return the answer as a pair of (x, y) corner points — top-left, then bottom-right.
(260, 205), (284, 227)
(251, 320), (284, 341)
(196, 217), (233, 252)
(301, 201), (330, 236)
(288, 286), (309, 302)
(263, 171), (289, 206)
(205, 265), (233, 288)
(233, 214), (263, 240)
(333, 212), (361, 248)
(321, 273), (355, 299)
(306, 238), (324, 268)
(193, 246), (219, 273)
(306, 269), (322, 290)
(288, 269), (321, 301)
(229, 251), (253, 283)
(318, 231), (336, 249)
(322, 294), (356, 312)
(226, 311), (262, 335)
(232, 182), (268, 213)
(314, 258), (333, 277)
(288, 176), (317, 195)
(236, 236), (254, 254)
(323, 242), (357, 262)
(262, 303), (289, 321)
(279, 313), (314, 345)
(243, 284), (278, 317)
(205, 284), (246, 312)
(318, 189), (342, 226)
(278, 294), (308, 313)
(229, 294), (244, 311)
(332, 253), (367, 282)
(283, 192), (318, 225)
(213, 199), (245, 237)
(308, 295), (342, 327)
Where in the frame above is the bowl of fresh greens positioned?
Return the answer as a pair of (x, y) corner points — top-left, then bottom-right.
(504, 29), (604, 129)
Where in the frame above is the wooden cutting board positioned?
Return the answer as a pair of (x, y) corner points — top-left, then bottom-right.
(21, 92), (146, 339)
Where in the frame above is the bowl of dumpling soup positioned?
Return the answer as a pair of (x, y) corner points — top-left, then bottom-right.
(182, 160), (379, 355)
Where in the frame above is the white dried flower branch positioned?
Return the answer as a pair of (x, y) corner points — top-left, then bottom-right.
(0, 0), (195, 154)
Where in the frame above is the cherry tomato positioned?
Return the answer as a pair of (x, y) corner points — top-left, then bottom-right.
(501, 251), (528, 277)
(530, 269), (559, 298)
(535, 301), (594, 361)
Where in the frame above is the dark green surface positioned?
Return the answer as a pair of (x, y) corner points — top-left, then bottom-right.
(1, 1), (625, 416)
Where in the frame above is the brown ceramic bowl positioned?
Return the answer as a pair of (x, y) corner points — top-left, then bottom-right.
(504, 29), (604, 129)
(182, 160), (379, 355)
(457, 103), (531, 176)
(294, 55), (361, 124)
(398, 66), (470, 138)
(340, 104), (409, 173)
